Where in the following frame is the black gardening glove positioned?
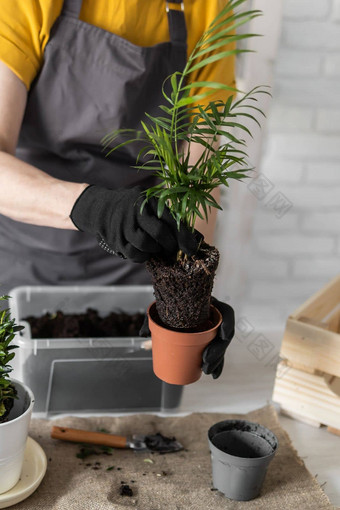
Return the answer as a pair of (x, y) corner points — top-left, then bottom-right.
(70, 185), (202, 263)
(201, 297), (235, 379)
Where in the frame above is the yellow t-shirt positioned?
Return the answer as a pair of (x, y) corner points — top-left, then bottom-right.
(0, 0), (235, 104)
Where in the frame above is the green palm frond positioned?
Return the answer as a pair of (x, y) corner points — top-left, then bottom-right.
(103, 0), (270, 232)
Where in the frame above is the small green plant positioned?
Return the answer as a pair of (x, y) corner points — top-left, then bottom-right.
(103, 0), (269, 245)
(0, 295), (23, 419)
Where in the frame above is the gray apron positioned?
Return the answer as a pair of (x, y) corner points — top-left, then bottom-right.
(0, 0), (187, 294)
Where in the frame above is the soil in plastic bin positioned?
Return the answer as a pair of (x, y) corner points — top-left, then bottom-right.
(23, 309), (145, 338)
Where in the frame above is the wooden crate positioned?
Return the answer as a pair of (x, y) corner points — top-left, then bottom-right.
(273, 274), (340, 432)
(273, 361), (340, 430)
(280, 274), (340, 377)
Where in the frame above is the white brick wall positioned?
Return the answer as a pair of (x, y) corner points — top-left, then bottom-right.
(275, 50), (321, 77)
(324, 54), (340, 77)
(283, 21), (340, 50)
(283, 0), (331, 19)
(306, 163), (340, 182)
(275, 77), (340, 108)
(253, 210), (299, 232)
(332, 0), (340, 21)
(293, 257), (340, 277)
(266, 134), (340, 159)
(254, 235), (335, 255)
(274, 185), (340, 208)
(267, 104), (314, 131)
(260, 160), (304, 183)
(244, 257), (288, 278)
(316, 110), (340, 132)
(301, 212), (340, 232)
(237, 0), (340, 330)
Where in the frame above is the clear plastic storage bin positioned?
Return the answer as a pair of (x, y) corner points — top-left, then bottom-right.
(9, 286), (183, 416)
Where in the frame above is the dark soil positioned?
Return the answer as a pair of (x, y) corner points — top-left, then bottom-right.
(146, 242), (219, 330)
(144, 432), (181, 453)
(119, 484), (133, 497)
(23, 309), (145, 338)
(149, 304), (217, 334)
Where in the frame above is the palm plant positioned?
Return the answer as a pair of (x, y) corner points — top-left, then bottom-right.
(0, 295), (23, 422)
(104, 0), (267, 236)
(103, 0), (269, 329)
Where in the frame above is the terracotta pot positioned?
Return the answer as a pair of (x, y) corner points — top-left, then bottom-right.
(147, 302), (222, 385)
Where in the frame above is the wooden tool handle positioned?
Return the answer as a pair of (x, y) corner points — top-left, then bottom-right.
(51, 426), (128, 449)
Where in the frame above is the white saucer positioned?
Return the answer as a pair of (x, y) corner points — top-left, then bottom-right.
(0, 437), (47, 509)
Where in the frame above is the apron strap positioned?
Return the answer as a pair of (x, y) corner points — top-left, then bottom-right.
(166, 1), (187, 46)
(61, 0), (83, 19)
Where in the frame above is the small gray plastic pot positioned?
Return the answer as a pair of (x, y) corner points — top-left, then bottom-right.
(208, 419), (278, 501)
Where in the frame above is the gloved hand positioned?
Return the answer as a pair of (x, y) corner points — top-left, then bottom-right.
(70, 185), (202, 263)
(201, 297), (235, 379)
(139, 296), (235, 380)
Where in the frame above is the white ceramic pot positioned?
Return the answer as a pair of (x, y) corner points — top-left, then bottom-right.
(0, 379), (34, 494)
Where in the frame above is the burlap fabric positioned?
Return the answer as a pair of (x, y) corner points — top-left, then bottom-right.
(10, 405), (334, 510)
